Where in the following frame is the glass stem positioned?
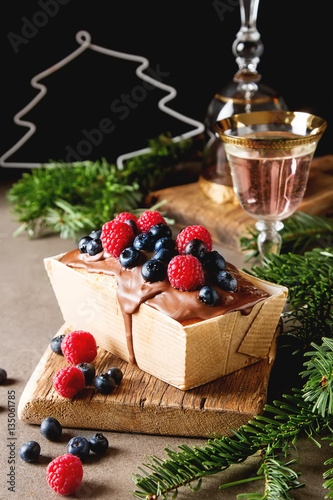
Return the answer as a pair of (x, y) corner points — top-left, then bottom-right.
(255, 220), (284, 258)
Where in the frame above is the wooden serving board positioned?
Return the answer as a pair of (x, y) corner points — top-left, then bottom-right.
(18, 322), (281, 437)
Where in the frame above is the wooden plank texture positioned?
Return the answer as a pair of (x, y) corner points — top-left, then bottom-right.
(18, 322), (281, 437)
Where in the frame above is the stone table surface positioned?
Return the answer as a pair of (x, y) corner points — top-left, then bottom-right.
(0, 169), (331, 499)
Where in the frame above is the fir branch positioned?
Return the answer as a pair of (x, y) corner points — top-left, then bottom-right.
(246, 248), (333, 352)
(120, 133), (197, 194)
(236, 458), (302, 500)
(132, 386), (332, 499)
(301, 338), (333, 418)
(7, 134), (194, 239)
(45, 199), (96, 240)
(323, 445), (333, 499)
(298, 339), (333, 499)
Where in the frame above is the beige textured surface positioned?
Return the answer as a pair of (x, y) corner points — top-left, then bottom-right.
(0, 171), (331, 499)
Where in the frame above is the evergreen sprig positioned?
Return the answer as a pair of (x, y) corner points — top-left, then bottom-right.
(7, 133), (195, 240)
(236, 457), (302, 500)
(132, 383), (333, 499)
(7, 158), (142, 239)
(323, 442), (333, 499)
(247, 248), (333, 352)
(302, 338), (333, 418)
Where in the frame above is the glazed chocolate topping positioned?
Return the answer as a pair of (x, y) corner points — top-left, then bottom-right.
(60, 249), (269, 364)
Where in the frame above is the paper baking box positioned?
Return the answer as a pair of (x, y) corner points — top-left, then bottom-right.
(44, 255), (288, 390)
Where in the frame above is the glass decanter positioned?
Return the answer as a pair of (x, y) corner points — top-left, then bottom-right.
(200, 0), (288, 204)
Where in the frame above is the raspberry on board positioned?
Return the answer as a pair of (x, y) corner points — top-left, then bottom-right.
(167, 254), (205, 291)
(137, 211), (167, 233)
(101, 220), (135, 257)
(61, 330), (97, 365)
(53, 366), (86, 398)
(176, 225), (213, 254)
(46, 453), (83, 495)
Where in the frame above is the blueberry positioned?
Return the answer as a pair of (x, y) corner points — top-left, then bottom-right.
(50, 334), (66, 355)
(67, 436), (90, 461)
(154, 237), (175, 253)
(119, 246), (141, 268)
(141, 259), (167, 282)
(202, 250), (226, 273)
(40, 416), (62, 441)
(89, 229), (102, 240)
(0, 368), (7, 385)
(152, 248), (174, 264)
(89, 433), (109, 454)
(78, 235), (92, 253)
(94, 373), (116, 394)
(107, 367), (123, 385)
(199, 286), (219, 306)
(185, 239), (207, 260)
(124, 219), (138, 235)
(86, 238), (103, 256)
(216, 270), (237, 292)
(19, 441), (41, 463)
(133, 232), (155, 251)
(148, 223), (172, 241)
(77, 362), (96, 385)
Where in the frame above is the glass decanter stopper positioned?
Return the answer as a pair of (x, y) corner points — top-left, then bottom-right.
(200, 0), (287, 205)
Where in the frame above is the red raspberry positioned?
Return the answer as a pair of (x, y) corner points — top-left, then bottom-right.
(113, 212), (138, 224)
(61, 330), (97, 365)
(47, 453), (83, 495)
(137, 210), (167, 233)
(167, 254), (205, 291)
(53, 366), (86, 398)
(176, 225), (213, 254)
(101, 220), (134, 257)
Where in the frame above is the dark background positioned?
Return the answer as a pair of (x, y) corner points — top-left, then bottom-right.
(0, 0), (331, 173)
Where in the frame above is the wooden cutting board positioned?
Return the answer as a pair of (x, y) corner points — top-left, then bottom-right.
(18, 322), (281, 438)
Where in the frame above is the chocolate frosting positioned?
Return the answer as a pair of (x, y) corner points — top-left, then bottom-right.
(60, 249), (269, 364)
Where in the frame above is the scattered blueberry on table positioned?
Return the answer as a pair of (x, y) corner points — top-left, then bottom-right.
(40, 416), (63, 441)
(0, 368), (7, 385)
(19, 441), (41, 463)
(67, 436), (90, 462)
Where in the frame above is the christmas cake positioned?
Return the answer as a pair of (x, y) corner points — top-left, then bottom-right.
(44, 211), (288, 390)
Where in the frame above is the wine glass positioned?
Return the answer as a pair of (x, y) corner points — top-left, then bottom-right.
(215, 110), (327, 259)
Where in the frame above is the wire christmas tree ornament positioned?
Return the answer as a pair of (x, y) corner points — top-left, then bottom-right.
(0, 30), (205, 169)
